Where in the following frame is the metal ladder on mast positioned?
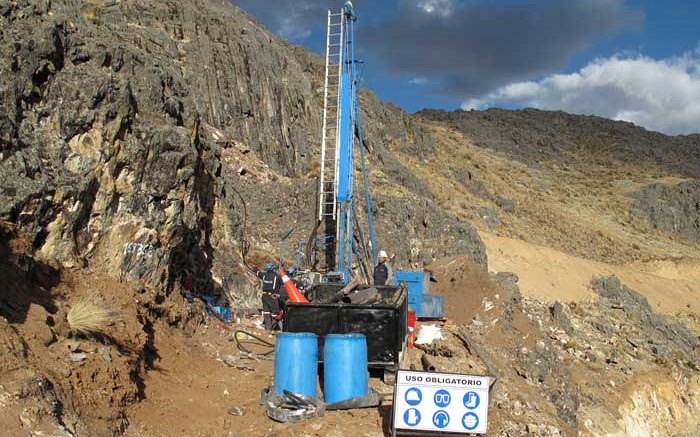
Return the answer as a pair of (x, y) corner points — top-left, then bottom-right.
(318, 10), (344, 221)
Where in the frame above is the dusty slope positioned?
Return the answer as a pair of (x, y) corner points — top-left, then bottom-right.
(115, 255), (700, 437)
(481, 232), (700, 315)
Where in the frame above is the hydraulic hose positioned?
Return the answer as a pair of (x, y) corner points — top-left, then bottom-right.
(233, 329), (275, 356)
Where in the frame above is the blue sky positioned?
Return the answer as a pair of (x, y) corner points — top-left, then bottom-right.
(232, 0), (700, 135)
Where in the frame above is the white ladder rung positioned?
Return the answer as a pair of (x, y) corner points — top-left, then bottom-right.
(319, 7), (346, 221)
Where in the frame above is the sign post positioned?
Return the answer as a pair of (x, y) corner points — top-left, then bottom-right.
(392, 370), (490, 435)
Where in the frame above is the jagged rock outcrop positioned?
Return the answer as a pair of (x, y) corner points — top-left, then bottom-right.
(1, 0), (237, 295)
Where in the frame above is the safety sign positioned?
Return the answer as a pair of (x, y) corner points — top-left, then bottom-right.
(392, 370), (489, 435)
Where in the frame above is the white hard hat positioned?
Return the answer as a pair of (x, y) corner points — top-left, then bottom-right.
(378, 250), (388, 258)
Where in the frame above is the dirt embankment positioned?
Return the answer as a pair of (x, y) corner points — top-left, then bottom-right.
(0, 223), (208, 436)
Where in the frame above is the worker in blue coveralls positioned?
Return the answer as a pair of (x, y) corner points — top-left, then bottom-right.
(253, 261), (282, 330)
(373, 250), (393, 286)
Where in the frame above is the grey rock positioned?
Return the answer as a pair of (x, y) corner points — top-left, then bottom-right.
(69, 352), (87, 362)
(631, 180), (700, 242)
(496, 196), (515, 213)
(607, 350), (621, 364)
(592, 320), (615, 336)
(493, 271), (522, 303)
(478, 206), (500, 230)
(550, 301), (574, 334)
(98, 347), (111, 363)
(590, 275), (653, 317)
(591, 276), (700, 370)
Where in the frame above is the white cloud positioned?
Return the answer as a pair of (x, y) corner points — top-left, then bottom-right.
(461, 98), (487, 111)
(417, 0), (456, 17)
(462, 52), (700, 135)
(409, 77), (429, 85)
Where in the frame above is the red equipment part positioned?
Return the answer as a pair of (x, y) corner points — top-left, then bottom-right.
(280, 267), (309, 303)
(407, 309), (416, 349)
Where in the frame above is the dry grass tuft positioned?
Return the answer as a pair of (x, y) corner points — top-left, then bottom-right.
(67, 300), (116, 335)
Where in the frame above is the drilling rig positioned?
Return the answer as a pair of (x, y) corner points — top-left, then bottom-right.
(294, 1), (444, 319)
(286, 2), (409, 373)
(303, 0), (377, 285)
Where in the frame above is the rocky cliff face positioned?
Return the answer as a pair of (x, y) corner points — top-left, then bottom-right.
(0, 0), (486, 307)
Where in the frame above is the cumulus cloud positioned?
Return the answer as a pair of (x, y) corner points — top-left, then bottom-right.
(363, 0), (643, 96)
(463, 52), (700, 135)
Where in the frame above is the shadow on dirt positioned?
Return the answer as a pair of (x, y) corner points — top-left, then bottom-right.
(0, 223), (60, 323)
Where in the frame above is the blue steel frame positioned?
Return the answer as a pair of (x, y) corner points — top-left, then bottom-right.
(334, 2), (377, 282)
(334, 2), (355, 281)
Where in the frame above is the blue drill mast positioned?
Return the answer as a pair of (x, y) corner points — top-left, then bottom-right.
(314, 1), (377, 284)
(297, 1), (445, 318)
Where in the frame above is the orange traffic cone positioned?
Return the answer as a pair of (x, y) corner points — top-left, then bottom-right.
(280, 267), (308, 303)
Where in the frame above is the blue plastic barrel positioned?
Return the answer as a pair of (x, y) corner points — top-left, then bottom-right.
(323, 333), (368, 403)
(274, 332), (318, 397)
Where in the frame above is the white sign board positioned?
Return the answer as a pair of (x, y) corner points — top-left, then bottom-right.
(393, 370), (489, 435)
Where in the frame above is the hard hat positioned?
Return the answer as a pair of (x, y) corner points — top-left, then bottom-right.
(406, 388), (420, 401)
(264, 262), (275, 271)
(378, 250), (388, 258)
(287, 267), (296, 275)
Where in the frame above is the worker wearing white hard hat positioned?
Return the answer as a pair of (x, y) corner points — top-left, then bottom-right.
(373, 250), (393, 285)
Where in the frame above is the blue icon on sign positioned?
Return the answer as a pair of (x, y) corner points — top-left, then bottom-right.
(433, 389), (451, 407)
(432, 410), (450, 428)
(405, 388), (422, 406)
(463, 391), (480, 409)
(403, 408), (421, 426)
(462, 412), (479, 430)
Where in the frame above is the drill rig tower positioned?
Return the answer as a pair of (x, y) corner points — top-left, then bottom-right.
(315, 1), (377, 284)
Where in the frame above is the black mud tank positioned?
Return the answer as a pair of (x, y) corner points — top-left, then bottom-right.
(283, 284), (408, 368)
